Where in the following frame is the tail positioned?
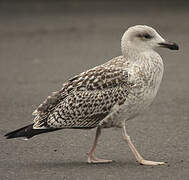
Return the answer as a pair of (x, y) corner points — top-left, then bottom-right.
(4, 123), (60, 139)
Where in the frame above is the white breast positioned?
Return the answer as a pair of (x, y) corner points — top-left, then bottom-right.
(120, 52), (164, 121)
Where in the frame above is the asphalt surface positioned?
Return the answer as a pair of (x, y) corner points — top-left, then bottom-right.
(0, 1), (189, 180)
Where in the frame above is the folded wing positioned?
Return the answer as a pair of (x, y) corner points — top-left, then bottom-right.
(33, 62), (131, 129)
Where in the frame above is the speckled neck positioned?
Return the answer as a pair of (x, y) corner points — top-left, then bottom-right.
(122, 46), (140, 61)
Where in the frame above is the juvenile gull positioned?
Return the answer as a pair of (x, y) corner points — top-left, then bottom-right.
(5, 25), (179, 165)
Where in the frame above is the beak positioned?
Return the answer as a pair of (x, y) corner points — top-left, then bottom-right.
(158, 41), (179, 50)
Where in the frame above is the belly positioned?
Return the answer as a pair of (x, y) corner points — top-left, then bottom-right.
(111, 91), (155, 127)
(113, 77), (162, 125)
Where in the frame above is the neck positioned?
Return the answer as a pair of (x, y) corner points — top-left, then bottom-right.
(122, 44), (154, 62)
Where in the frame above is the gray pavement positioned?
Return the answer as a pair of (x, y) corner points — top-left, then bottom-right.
(0, 1), (189, 180)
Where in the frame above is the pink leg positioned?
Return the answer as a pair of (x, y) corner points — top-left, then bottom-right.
(88, 126), (112, 163)
(122, 124), (167, 166)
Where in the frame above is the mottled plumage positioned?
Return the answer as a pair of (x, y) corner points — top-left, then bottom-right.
(33, 56), (131, 129)
(5, 25), (178, 165)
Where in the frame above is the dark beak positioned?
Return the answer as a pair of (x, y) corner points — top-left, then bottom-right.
(158, 41), (179, 50)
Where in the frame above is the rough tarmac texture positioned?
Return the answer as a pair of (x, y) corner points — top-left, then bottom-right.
(0, 1), (189, 180)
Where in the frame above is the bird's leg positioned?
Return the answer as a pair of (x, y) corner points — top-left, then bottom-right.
(122, 124), (167, 166)
(88, 126), (112, 163)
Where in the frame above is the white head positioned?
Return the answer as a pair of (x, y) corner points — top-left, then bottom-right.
(121, 25), (178, 57)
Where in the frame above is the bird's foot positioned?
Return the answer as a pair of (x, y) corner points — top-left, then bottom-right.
(138, 159), (167, 166)
(88, 155), (113, 164)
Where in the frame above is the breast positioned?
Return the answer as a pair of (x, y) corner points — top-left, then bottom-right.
(127, 56), (164, 110)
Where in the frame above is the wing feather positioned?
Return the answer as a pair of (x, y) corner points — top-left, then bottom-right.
(33, 57), (131, 129)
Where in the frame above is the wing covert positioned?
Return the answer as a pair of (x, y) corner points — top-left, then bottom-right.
(33, 59), (131, 129)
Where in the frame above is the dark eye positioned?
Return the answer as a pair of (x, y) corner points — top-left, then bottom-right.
(137, 33), (153, 40)
(143, 33), (152, 39)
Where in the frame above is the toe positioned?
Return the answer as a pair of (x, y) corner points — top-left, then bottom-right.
(139, 159), (167, 166)
(88, 156), (113, 164)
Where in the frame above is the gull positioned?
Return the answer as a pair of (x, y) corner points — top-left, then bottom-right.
(5, 25), (179, 165)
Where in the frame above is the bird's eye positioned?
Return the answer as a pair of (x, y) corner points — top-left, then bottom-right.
(143, 33), (152, 39)
(137, 33), (153, 40)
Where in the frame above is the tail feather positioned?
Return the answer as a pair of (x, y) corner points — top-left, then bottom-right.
(4, 123), (60, 139)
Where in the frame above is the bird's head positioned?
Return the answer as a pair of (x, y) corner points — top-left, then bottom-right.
(121, 25), (179, 56)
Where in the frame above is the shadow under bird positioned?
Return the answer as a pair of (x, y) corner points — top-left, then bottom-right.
(5, 25), (179, 165)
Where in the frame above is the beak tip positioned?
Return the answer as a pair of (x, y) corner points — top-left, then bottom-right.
(170, 42), (179, 50)
(159, 42), (179, 50)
